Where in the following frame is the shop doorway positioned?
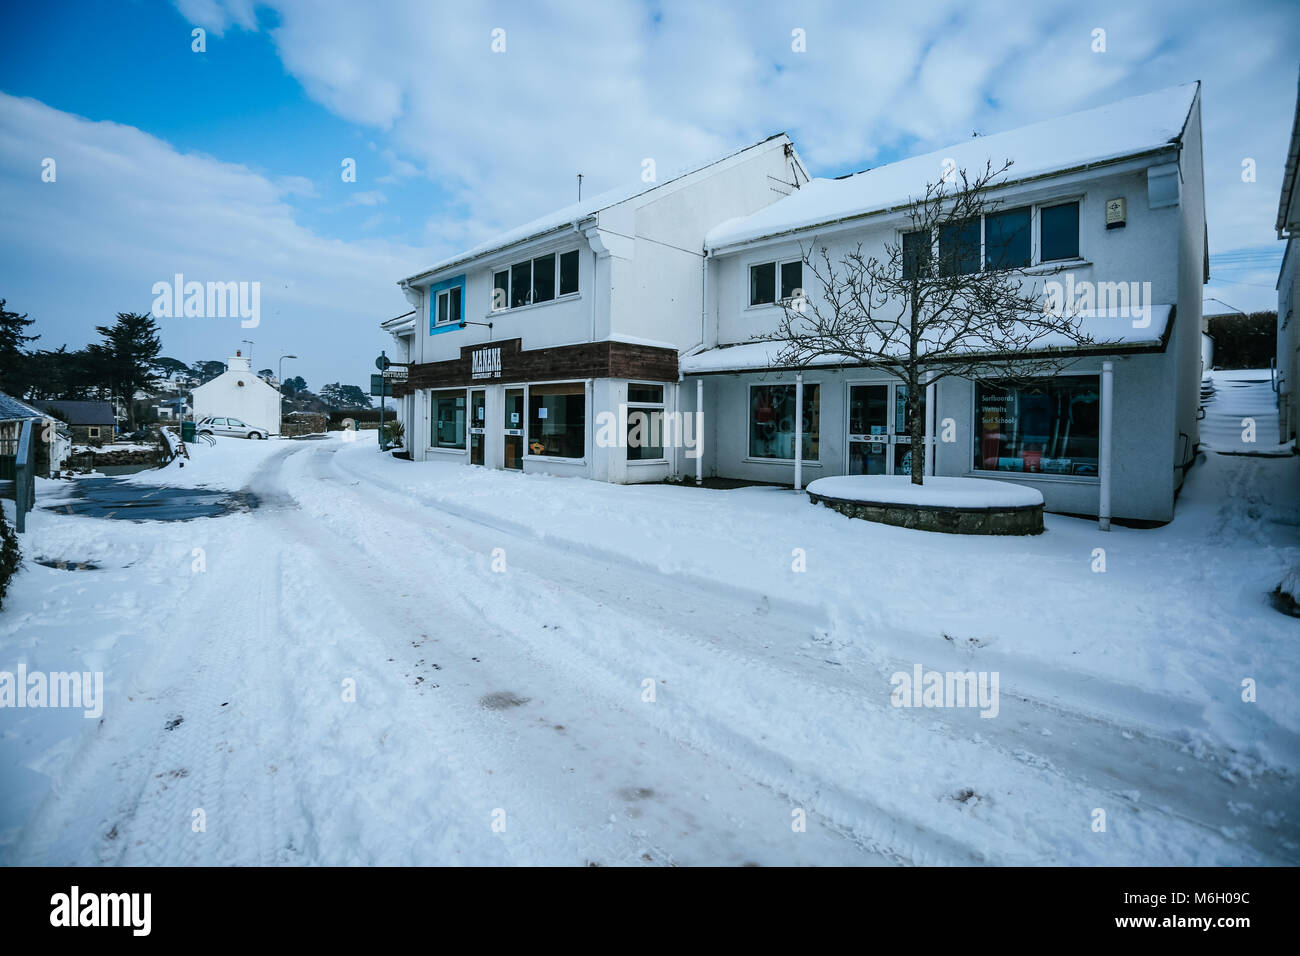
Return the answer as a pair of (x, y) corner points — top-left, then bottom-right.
(504, 387), (524, 469)
(469, 389), (486, 465)
(847, 382), (924, 476)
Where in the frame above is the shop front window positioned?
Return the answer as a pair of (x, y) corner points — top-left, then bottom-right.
(529, 382), (585, 459)
(749, 384), (819, 461)
(626, 383), (664, 461)
(974, 377), (1100, 476)
(432, 391), (466, 449)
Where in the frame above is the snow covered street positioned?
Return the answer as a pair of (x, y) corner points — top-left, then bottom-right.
(1, 428), (1297, 866)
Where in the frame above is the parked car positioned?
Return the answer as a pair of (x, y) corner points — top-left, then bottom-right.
(196, 416), (269, 440)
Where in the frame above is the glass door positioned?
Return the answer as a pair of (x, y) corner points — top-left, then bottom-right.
(469, 389), (486, 465)
(503, 387), (524, 469)
(848, 383), (926, 475)
(847, 384), (890, 474)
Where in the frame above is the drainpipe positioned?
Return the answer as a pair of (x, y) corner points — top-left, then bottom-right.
(1099, 360), (1114, 531)
(695, 377), (703, 486)
(794, 371), (804, 491)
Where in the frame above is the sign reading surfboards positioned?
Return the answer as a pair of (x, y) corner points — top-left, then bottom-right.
(471, 346), (502, 380)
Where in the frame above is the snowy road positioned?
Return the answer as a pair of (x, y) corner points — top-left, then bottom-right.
(2, 436), (1296, 865)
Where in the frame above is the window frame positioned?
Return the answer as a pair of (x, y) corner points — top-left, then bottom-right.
(916, 194), (1086, 277)
(625, 382), (667, 463)
(745, 381), (821, 463)
(491, 248), (582, 314)
(969, 373), (1102, 481)
(429, 387), (468, 451)
(524, 379), (588, 462)
(747, 257), (804, 308)
(434, 285), (462, 327)
(1036, 198), (1083, 265)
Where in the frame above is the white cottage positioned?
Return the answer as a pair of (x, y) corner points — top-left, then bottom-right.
(191, 352), (281, 435)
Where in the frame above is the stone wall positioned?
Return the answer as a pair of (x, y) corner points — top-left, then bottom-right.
(808, 493), (1044, 535)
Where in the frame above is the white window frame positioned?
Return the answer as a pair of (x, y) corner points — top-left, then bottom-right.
(926, 194), (1086, 275)
(491, 249), (581, 314)
(746, 257), (804, 309)
(523, 378), (589, 463)
(744, 381), (821, 464)
(1032, 196), (1085, 267)
(428, 387), (469, 452)
(625, 382), (668, 464)
(967, 372), (1102, 483)
(434, 286), (461, 327)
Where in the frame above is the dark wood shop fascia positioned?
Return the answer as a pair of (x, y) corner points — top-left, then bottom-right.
(392, 338), (679, 397)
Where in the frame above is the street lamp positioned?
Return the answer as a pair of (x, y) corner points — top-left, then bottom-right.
(279, 354), (297, 437)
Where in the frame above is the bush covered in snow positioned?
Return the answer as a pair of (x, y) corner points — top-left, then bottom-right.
(0, 506), (20, 609)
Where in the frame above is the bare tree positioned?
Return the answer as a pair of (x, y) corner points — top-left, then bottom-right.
(769, 159), (1092, 484)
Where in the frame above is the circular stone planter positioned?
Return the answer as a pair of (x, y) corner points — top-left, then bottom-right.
(805, 475), (1044, 535)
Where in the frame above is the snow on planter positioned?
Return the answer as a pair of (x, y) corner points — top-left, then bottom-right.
(805, 475), (1044, 535)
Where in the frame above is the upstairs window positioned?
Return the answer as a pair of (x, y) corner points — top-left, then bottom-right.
(902, 229), (932, 279)
(749, 259), (802, 306)
(984, 206), (1031, 271)
(939, 219), (982, 276)
(1040, 201), (1080, 262)
(494, 249), (581, 312)
(435, 285), (462, 325)
(559, 250), (580, 295)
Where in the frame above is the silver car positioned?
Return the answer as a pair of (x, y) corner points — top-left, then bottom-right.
(196, 416), (269, 440)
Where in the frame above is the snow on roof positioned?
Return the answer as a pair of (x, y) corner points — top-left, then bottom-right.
(680, 305), (1174, 374)
(32, 399), (116, 425)
(707, 84), (1199, 251)
(0, 391), (45, 421)
(402, 134), (790, 285)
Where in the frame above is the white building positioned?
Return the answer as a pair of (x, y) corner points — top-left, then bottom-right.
(192, 351), (281, 435)
(386, 83), (1208, 523)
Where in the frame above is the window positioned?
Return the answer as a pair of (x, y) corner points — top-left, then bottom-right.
(974, 377), (1099, 476)
(492, 270), (509, 312)
(984, 206), (1031, 271)
(750, 262), (775, 305)
(529, 382), (585, 459)
(88, 427), (100, 438)
(902, 230), (931, 279)
(780, 261), (803, 301)
(939, 219), (982, 276)
(1040, 201), (1080, 262)
(435, 285), (462, 325)
(510, 260), (532, 309)
(494, 250), (580, 312)
(532, 253), (555, 303)
(749, 384), (819, 460)
(749, 260), (802, 306)
(626, 383), (665, 461)
(432, 390), (466, 449)
(559, 250), (579, 295)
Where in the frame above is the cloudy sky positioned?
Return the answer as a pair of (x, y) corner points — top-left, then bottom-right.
(1, 0), (1296, 391)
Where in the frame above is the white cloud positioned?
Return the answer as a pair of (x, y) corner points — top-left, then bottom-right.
(0, 94), (422, 387)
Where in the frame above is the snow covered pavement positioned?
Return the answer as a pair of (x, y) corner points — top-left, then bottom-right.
(1, 432), (1296, 865)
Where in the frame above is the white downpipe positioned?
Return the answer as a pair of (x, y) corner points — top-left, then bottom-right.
(1099, 360), (1114, 531)
(924, 371), (936, 478)
(794, 371), (804, 491)
(695, 377), (704, 486)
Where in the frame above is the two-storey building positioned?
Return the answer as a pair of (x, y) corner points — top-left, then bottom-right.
(386, 83), (1207, 523)
(680, 83), (1207, 523)
(387, 134), (808, 482)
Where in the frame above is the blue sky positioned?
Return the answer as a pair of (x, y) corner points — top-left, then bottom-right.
(1, 0), (1296, 391)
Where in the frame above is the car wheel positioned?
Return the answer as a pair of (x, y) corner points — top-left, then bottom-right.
(248, 432), (263, 440)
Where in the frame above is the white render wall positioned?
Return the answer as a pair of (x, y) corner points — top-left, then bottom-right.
(192, 357), (281, 434)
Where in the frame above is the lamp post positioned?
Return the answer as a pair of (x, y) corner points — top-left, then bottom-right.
(279, 354), (297, 437)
